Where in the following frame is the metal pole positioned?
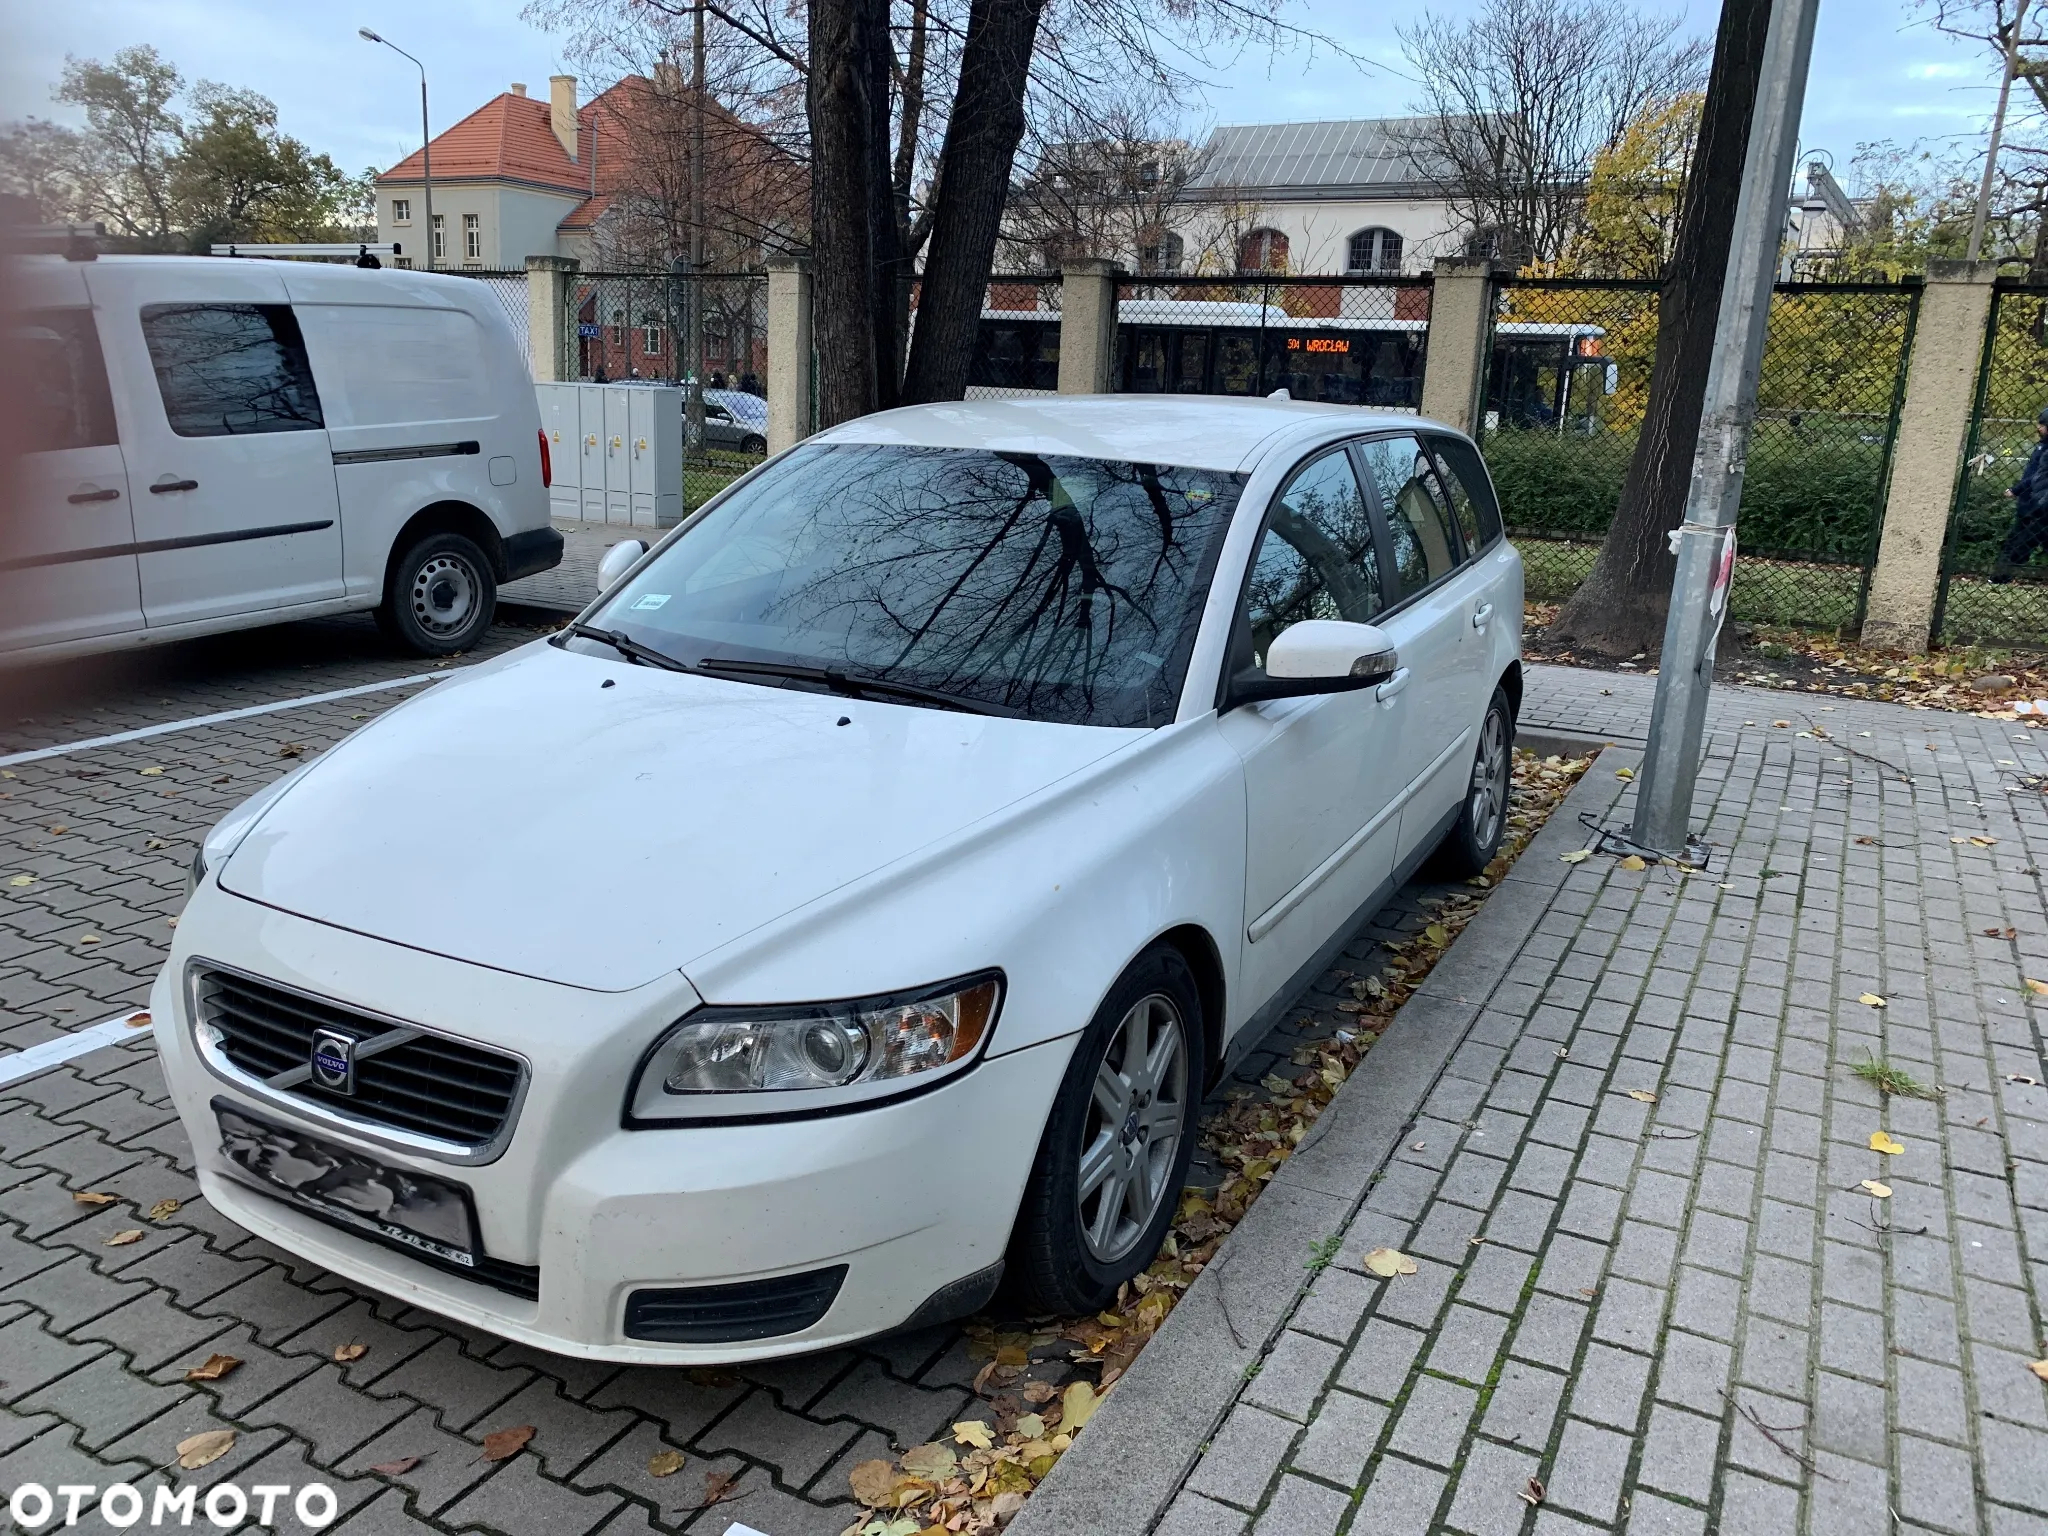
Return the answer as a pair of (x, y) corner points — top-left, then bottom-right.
(1631, 0), (1823, 853)
(359, 31), (432, 270)
(688, 6), (707, 444)
(1968, 0), (2031, 262)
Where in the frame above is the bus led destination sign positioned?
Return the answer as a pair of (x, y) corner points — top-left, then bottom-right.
(1286, 336), (1351, 354)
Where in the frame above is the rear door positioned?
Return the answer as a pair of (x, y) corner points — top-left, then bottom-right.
(83, 261), (344, 629)
(1352, 433), (1489, 865)
(1, 265), (141, 652)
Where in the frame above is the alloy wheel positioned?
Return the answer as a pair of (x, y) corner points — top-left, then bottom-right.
(1075, 992), (1188, 1264)
(1469, 707), (1509, 850)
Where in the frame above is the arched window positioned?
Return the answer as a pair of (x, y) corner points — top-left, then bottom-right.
(1347, 227), (1403, 274)
(1137, 229), (1184, 274)
(1237, 228), (1289, 273)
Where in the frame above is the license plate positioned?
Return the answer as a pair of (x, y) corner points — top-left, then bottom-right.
(214, 1100), (480, 1268)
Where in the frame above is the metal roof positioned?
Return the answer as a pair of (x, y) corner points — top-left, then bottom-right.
(1190, 118), (1447, 197)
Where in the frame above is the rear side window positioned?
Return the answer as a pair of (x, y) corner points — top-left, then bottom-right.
(1356, 434), (1461, 596)
(19, 309), (117, 452)
(291, 304), (489, 427)
(1428, 435), (1505, 550)
(1242, 448), (1384, 665)
(140, 303), (324, 437)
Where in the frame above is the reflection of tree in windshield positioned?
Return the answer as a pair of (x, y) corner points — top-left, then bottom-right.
(621, 444), (1243, 727)
(140, 304), (325, 438)
(1243, 450), (1382, 658)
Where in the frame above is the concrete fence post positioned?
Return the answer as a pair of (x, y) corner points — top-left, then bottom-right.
(766, 251), (814, 456)
(1419, 258), (1503, 436)
(1057, 258), (1119, 394)
(523, 255), (578, 382)
(1861, 260), (2000, 654)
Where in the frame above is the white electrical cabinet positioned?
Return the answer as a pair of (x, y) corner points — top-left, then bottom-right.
(535, 383), (684, 528)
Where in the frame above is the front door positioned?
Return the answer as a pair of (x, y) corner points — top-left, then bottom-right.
(1219, 446), (1405, 1013)
(1, 264), (141, 653)
(83, 261), (344, 630)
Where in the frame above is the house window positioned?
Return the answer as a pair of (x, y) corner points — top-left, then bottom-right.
(642, 315), (664, 355)
(1237, 228), (1289, 273)
(391, 198), (411, 224)
(1138, 159), (1161, 190)
(1137, 229), (1184, 274)
(463, 213), (481, 260)
(393, 257), (414, 269)
(609, 309), (625, 346)
(431, 214), (445, 260)
(1346, 227), (1403, 274)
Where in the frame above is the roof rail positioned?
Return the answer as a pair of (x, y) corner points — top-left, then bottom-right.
(211, 242), (402, 268)
(4, 222), (104, 261)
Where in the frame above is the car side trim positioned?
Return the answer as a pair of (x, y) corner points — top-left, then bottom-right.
(1246, 726), (1471, 944)
(332, 440), (482, 466)
(0, 520), (338, 573)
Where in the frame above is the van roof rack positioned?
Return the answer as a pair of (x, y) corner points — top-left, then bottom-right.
(212, 242), (401, 268)
(5, 222), (105, 261)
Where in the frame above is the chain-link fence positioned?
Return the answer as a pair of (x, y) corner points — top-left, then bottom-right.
(565, 271), (769, 509)
(451, 270), (533, 375)
(965, 274), (1063, 398)
(1106, 274), (1431, 405)
(1936, 281), (2048, 646)
(1485, 276), (1919, 634)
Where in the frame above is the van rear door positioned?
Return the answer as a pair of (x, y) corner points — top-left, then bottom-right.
(0, 262), (141, 653)
(83, 261), (344, 628)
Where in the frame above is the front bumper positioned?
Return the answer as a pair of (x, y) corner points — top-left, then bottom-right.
(150, 898), (1072, 1363)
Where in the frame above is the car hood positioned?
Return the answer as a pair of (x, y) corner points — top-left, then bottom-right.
(219, 643), (1141, 992)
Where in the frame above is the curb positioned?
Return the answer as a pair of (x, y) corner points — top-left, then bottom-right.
(1007, 746), (1639, 1536)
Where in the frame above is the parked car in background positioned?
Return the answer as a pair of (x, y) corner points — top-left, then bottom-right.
(8, 254), (561, 662)
(692, 397), (767, 456)
(154, 395), (1522, 1362)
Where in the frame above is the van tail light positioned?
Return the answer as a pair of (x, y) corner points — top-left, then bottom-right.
(538, 429), (552, 488)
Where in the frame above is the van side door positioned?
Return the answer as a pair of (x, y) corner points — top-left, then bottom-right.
(83, 261), (345, 629)
(1, 263), (141, 653)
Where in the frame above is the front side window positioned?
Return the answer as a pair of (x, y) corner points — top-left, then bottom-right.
(588, 443), (1244, 727)
(139, 304), (324, 437)
(18, 309), (117, 453)
(1356, 434), (1461, 596)
(1240, 448), (1383, 667)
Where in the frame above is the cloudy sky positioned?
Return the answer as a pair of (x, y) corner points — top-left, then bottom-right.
(0, 0), (2003, 184)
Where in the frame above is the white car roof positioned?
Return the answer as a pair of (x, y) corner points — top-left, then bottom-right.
(36, 253), (489, 309)
(813, 394), (1457, 474)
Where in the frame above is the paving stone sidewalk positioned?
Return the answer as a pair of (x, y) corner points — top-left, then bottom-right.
(1120, 688), (2048, 1536)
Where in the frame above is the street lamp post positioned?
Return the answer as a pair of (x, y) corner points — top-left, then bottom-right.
(359, 28), (432, 271)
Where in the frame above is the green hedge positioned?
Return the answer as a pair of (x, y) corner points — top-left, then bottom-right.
(1483, 427), (1890, 563)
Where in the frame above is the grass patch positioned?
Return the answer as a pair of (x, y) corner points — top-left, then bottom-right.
(1850, 1053), (1938, 1100)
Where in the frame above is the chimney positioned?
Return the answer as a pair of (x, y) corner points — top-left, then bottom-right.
(510, 82), (527, 97)
(550, 75), (578, 161)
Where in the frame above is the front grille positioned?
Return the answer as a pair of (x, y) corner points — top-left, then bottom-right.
(625, 1266), (848, 1343)
(197, 969), (524, 1149)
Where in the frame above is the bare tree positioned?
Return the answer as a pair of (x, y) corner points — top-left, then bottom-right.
(1001, 102), (1213, 271)
(1916, 1), (2048, 275)
(1396, 0), (1707, 267)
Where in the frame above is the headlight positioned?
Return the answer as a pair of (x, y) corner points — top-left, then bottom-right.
(625, 972), (1002, 1124)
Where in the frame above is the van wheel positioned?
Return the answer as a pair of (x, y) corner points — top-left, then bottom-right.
(1433, 685), (1515, 878)
(1007, 946), (1206, 1315)
(380, 533), (496, 656)
(740, 433), (766, 456)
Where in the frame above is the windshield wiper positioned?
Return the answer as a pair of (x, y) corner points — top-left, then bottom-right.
(695, 657), (1015, 717)
(563, 623), (698, 674)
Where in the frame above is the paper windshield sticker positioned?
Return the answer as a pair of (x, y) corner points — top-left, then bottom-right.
(629, 593), (672, 611)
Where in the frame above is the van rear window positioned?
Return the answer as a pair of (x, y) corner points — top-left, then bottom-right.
(140, 304), (325, 437)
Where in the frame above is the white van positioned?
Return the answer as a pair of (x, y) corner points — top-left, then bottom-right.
(8, 254), (561, 661)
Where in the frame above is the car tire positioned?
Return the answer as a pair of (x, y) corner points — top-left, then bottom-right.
(378, 532), (497, 657)
(740, 433), (766, 455)
(1433, 683), (1515, 878)
(1007, 945), (1208, 1315)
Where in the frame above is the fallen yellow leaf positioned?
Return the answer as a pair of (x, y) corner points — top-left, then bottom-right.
(1061, 1379), (1103, 1432)
(138, 766), (164, 776)
(1869, 1132), (1905, 1156)
(2029, 1359), (2048, 1383)
(1859, 1180), (1892, 1198)
(7, 874), (34, 887)
(1617, 854), (1647, 871)
(1615, 767), (1635, 780)
(176, 1429), (235, 1469)
(1626, 1089), (1657, 1103)
(149, 1198), (181, 1221)
(1560, 849), (1592, 864)
(1858, 993), (1886, 1008)
(849, 1458), (899, 1507)
(1970, 836), (1997, 847)
(1362, 1246), (1419, 1278)
(104, 1229), (143, 1246)
(72, 1191), (117, 1206)
(647, 1449), (686, 1477)
(953, 1420), (994, 1450)
(901, 1441), (958, 1481)
(333, 1342), (368, 1363)
(2027, 979), (2048, 997)
(186, 1353), (243, 1382)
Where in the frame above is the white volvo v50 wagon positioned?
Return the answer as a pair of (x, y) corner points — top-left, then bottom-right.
(151, 395), (1524, 1362)
(9, 253), (561, 662)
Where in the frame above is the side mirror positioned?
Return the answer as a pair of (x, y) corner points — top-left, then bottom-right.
(597, 539), (648, 594)
(1228, 619), (1398, 708)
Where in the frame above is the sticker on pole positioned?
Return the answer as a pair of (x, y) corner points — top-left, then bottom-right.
(1708, 526), (1738, 623)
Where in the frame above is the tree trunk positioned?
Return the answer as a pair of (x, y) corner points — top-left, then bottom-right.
(1547, 0), (1774, 658)
(807, 0), (901, 427)
(898, 0), (1049, 405)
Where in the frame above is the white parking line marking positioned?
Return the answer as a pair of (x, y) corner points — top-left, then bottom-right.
(0, 673), (447, 769)
(0, 1010), (155, 1089)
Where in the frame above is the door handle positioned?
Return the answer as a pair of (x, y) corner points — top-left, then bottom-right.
(150, 478), (199, 494)
(67, 487), (122, 504)
(1375, 667), (1412, 705)
(1472, 602), (1494, 630)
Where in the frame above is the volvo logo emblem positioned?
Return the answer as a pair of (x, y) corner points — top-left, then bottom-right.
(309, 1029), (357, 1095)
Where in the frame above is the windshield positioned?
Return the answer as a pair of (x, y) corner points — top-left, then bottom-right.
(585, 442), (1244, 727)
